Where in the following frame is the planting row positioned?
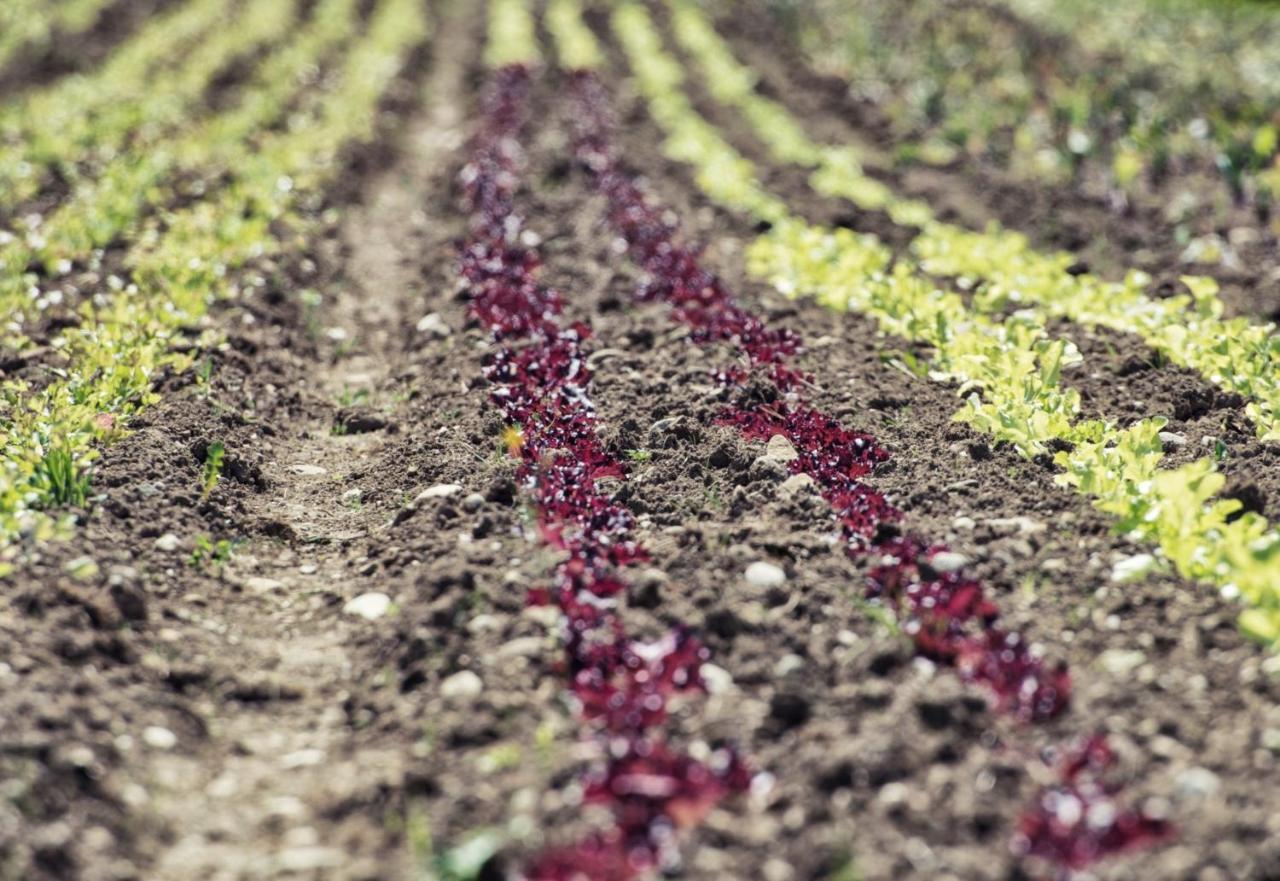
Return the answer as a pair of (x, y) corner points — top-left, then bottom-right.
(599, 0), (1280, 652)
(464, 14), (751, 877)
(667, 0), (1280, 446)
(0, 0), (331, 346)
(1, 0), (233, 208)
(0, 0), (426, 570)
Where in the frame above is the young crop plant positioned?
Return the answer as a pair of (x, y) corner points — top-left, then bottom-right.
(33, 446), (91, 509)
(200, 441), (227, 501)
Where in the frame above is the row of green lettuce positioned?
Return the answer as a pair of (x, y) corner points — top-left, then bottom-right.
(2, 0), (327, 349)
(0, 0), (429, 572)
(542, 0), (1280, 651)
(665, 0), (1280, 445)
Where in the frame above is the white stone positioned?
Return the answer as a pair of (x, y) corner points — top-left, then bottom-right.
(245, 576), (285, 594)
(1097, 649), (1147, 677)
(414, 484), (462, 504)
(142, 726), (177, 750)
(280, 749), (326, 769)
(773, 654), (805, 677)
(1175, 766), (1221, 799)
(985, 516), (1045, 535)
(778, 473), (816, 496)
(929, 551), (968, 573)
(765, 434), (798, 462)
(277, 847), (343, 872)
(744, 561), (787, 589)
(416, 312), (452, 338)
(699, 662), (734, 694)
(951, 515), (976, 531)
(440, 670), (484, 700)
(467, 614), (502, 634)
(1111, 553), (1157, 583)
(154, 533), (180, 552)
(343, 592), (392, 620)
(1158, 431), (1188, 448)
(496, 636), (545, 659)
(289, 464), (327, 476)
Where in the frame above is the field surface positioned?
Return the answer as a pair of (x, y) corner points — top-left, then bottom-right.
(2, 1), (1280, 880)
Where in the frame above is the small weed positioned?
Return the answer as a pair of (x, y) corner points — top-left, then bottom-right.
(429, 830), (506, 881)
(476, 744), (522, 775)
(879, 348), (929, 379)
(830, 853), (863, 881)
(195, 357), (215, 398)
(336, 386), (370, 408)
(702, 485), (725, 512)
(35, 446), (91, 508)
(300, 289), (324, 341)
(534, 720), (557, 771)
(201, 441), (226, 500)
(189, 534), (240, 571)
(625, 448), (652, 462)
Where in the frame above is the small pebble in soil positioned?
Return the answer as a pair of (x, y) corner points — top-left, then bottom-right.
(289, 464), (327, 476)
(773, 654), (805, 678)
(142, 726), (177, 750)
(462, 492), (485, 512)
(343, 592), (392, 620)
(700, 663), (734, 694)
(778, 472), (817, 497)
(1158, 431), (1187, 448)
(1111, 553), (1157, 583)
(1097, 649), (1147, 677)
(413, 483), (462, 503)
(928, 551), (968, 573)
(416, 312), (452, 338)
(153, 533), (181, 552)
(440, 670), (484, 700)
(765, 433), (798, 461)
(745, 561), (787, 589)
(986, 515), (1045, 535)
(279, 749), (325, 769)
(1175, 766), (1221, 800)
(245, 576), (285, 594)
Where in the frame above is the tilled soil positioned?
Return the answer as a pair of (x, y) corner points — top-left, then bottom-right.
(3, 3), (1280, 881)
